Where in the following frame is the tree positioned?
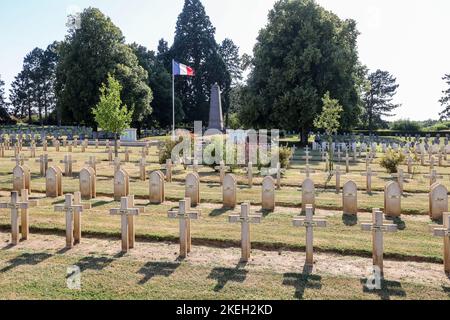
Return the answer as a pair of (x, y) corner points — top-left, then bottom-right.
(363, 69), (401, 132)
(8, 44), (59, 124)
(9, 70), (32, 121)
(314, 92), (343, 171)
(92, 74), (133, 157)
(240, 0), (363, 143)
(157, 38), (172, 71)
(0, 75), (11, 123)
(219, 38), (242, 126)
(170, 0), (230, 124)
(130, 43), (183, 128)
(439, 74), (450, 120)
(56, 8), (152, 129)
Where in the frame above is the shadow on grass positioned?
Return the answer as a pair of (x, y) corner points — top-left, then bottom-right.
(208, 262), (248, 292)
(443, 285), (450, 297)
(0, 252), (52, 273)
(282, 265), (322, 300)
(255, 209), (273, 218)
(360, 278), (406, 300)
(342, 214), (358, 226)
(91, 200), (115, 208)
(390, 217), (406, 230)
(76, 256), (115, 273)
(137, 261), (180, 285)
(210, 207), (234, 217)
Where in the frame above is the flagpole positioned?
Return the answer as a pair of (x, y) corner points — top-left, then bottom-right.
(172, 60), (175, 141)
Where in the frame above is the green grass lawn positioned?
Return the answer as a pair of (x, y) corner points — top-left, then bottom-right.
(1, 236), (449, 300)
(0, 139), (449, 300)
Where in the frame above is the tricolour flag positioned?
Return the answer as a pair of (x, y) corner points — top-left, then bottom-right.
(172, 60), (195, 76)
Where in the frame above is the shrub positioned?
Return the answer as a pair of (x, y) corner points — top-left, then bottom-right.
(380, 149), (405, 174)
(256, 146), (293, 170)
(201, 136), (241, 172)
(278, 146), (293, 169)
(159, 137), (183, 164)
(389, 119), (422, 132)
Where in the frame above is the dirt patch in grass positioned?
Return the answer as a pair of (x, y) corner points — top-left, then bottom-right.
(1, 231), (449, 289)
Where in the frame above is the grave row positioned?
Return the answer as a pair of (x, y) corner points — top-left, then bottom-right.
(1, 189), (448, 278)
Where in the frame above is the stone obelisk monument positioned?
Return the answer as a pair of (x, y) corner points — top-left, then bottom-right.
(208, 83), (224, 132)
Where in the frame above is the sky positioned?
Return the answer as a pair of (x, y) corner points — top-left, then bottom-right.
(0, 0), (449, 121)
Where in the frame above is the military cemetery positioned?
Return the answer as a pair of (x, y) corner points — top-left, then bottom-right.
(0, 0), (449, 304)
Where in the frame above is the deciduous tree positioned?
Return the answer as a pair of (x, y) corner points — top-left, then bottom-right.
(240, 0), (363, 143)
(92, 74), (133, 157)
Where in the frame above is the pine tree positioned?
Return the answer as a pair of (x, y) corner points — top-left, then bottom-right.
(363, 70), (401, 132)
(170, 0), (229, 124)
(218, 38), (242, 127)
(439, 74), (450, 120)
(0, 75), (11, 123)
(9, 70), (32, 121)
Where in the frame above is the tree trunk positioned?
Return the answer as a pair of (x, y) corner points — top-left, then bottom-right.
(327, 135), (334, 172)
(28, 105), (32, 124)
(114, 133), (119, 158)
(300, 128), (308, 147)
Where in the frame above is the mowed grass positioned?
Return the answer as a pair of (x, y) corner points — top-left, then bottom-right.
(0, 248), (449, 300)
(0, 143), (447, 263)
(0, 145), (448, 215)
(0, 195), (444, 262)
(0, 138), (448, 300)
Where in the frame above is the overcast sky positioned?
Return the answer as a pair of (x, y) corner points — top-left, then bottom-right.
(1, 0), (449, 120)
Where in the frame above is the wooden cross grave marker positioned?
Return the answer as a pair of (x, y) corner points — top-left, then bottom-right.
(54, 194), (84, 248)
(214, 161), (231, 184)
(292, 204), (327, 267)
(361, 209), (397, 275)
(162, 159), (173, 183)
(19, 189), (38, 240)
(35, 154), (53, 177)
(391, 169), (411, 194)
(331, 165), (344, 194)
(424, 169), (444, 186)
(85, 156), (101, 173)
(110, 157), (122, 174)
(301, 165), (316, 178)
(229, 202), (262, 262)
(430, 212), (450, 274)
(60, 154), (77, 177)
(0, 191), (30, 245)
(11, 154), (28, 167)
(110, 196), (140, 253)
(167, 198), (201, 258)
(361, 167), (377, 194)
(135, 157), (148, 181)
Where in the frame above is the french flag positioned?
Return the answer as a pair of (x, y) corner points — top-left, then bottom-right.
(172, 60), (195, 76)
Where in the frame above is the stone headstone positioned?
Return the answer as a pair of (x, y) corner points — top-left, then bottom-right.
(185, 172), (200, 207)
(342, 180), (357, 215)
(384, 182), (402, 218)
(223, 174), (237, 209)
(429, 183), (448, 220)
(149, 171), (165, 204)
(114, 169), (130, 201)
(13, 165), (30, 192)
(79, 167), (96, 200)
(261, 176), (275, 211)
(46, 166), (63, 198)
(302, 178), (315, 213)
